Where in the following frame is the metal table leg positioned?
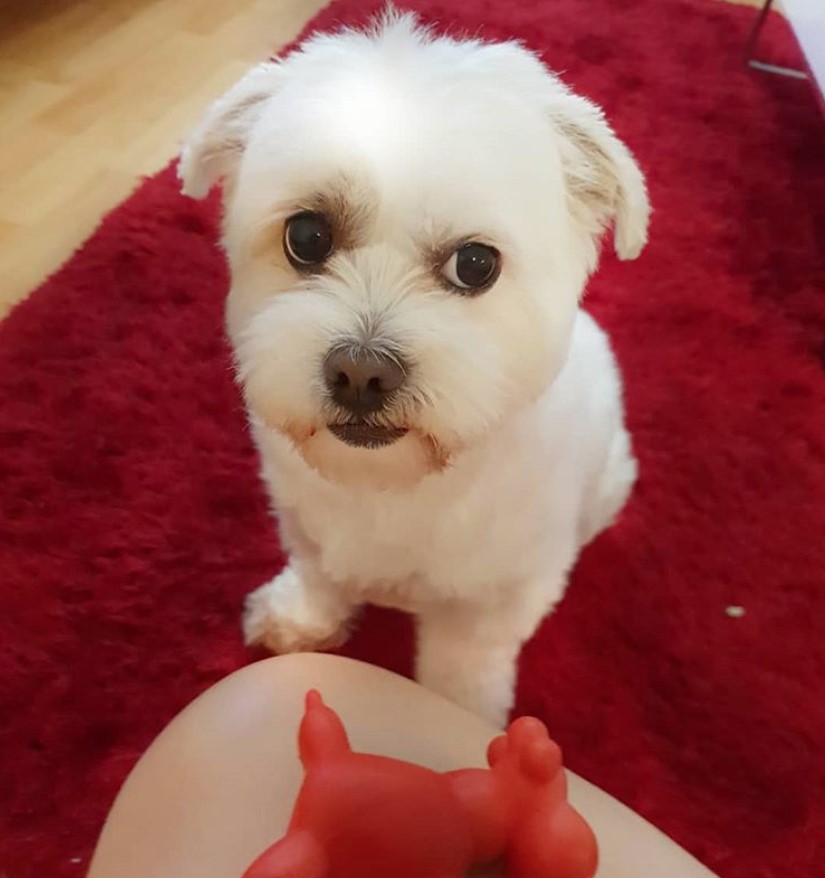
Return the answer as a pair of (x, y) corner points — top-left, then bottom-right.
(745, 0), (808, 79)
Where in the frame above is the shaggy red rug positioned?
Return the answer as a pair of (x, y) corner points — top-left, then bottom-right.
(1, 1), (824, 876)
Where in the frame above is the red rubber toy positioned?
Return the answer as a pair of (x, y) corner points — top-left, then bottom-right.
(242, 690), (598, 878)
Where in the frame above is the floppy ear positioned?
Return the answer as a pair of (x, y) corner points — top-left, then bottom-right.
(178, 61), (282, 199)
(549, 91), (650, 260)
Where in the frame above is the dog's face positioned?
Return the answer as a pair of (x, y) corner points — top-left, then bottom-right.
(180, 13), (649, 488)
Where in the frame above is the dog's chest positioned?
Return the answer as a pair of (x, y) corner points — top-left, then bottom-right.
(268, 445), (558, 606)
(291, 484), (491, 601)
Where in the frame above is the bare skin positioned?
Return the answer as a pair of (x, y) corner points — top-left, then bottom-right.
(88, 654), (719, 878)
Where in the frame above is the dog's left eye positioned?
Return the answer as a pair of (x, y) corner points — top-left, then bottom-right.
(284, 212), (334, 268)
(442, 243), (501, 294)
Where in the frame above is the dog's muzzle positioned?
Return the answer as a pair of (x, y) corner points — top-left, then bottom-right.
(323, 345), (409, 449)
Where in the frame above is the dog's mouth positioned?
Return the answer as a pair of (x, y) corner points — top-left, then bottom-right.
(328, 422), (409, 449)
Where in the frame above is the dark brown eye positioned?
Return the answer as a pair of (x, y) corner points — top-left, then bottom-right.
(284, 212), (333, 267)
(442, 242), (501, 293)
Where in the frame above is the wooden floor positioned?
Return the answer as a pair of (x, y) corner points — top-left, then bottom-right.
(0, 0), (327, 318)
(0, 0), (765, 319)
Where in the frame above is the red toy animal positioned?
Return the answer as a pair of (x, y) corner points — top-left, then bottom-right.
(243, 691), (597, 878)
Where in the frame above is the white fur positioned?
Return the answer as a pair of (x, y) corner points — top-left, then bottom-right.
(179, 11), (649, 727)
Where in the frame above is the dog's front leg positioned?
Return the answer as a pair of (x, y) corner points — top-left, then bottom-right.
(415, 589), (556, 728)
(242, 561), (355, 654)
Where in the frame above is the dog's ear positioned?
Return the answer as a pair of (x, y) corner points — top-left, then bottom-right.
(479, 42), (649, 260)
(178, 62), (281, 199)
(549, 91), (650, 260)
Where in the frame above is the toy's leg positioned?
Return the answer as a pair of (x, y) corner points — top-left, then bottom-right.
(507, 809), (598, 878)
(415, 588), (556, 727)
(243, 831), (327, 878)
(243, 561), (355, 653)
(488, 717), (563, 786)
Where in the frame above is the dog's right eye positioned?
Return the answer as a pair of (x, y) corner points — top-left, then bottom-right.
(441, 242), (501, 294)
(284, 212), (333, 268)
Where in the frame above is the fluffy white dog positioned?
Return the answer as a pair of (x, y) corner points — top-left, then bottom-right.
(179, 10), (649, 727)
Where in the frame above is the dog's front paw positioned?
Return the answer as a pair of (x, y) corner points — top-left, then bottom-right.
(242, 566), (351, 653)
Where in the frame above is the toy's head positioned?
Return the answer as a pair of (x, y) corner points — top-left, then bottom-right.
(180, 11), (648, 489)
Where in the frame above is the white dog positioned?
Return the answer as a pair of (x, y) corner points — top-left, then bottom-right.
(179, 10), (649, 727)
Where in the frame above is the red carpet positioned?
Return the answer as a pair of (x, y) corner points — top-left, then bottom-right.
(2, 1), (824, 876)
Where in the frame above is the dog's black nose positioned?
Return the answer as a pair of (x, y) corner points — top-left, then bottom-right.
(323, 347), (405, 415)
